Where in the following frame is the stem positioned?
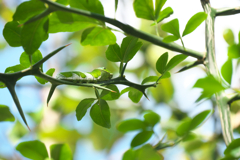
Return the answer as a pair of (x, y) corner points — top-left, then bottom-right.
(201, 0), (233, 145)
(216, 6), (240, 16)
(40, 0), (204, 59)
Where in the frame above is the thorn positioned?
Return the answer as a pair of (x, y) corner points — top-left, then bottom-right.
(18, 24), (23, 27)
(65, 43), (72, 47)
(143, 92), (150, 101)
(27, 125), (31, 131)
(111, 90), (117, 93)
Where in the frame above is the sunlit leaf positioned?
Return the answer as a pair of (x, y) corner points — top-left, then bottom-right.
(13, 0), (46, 23)
(131, 131), (154, 147)
(0, 105), (15, 122)
(122, 149), (135, 160)
(48, 11), (96, 33)
(182, 12), (207, 37)
(135, 144), (163, 160)
(142, 76), (158, 85)
(3, 21), (21, 47)
(221, 59), (232, 85)
(143, 110), (160, 126)
(133, 0), (154, 20)
(128, 87), (143, 103)
(156, 7), (173, 23)
(76, 98), (95, 121)
(228, 44), (240, 59)
(165, 54), (188, 72)
(156, 52), (168, 74)
(50, 144), (72, 160)
(70, 0), (104, 15)
(105, 43), (122, 62)
(155, 0), (167, 19)
(161, 19), (180, 38)
(5, 64), (26, 73)
(116, 119), (147, 132)
(100, 85), (120, 100)
(90, 99), (111, 128)
(223, 138), (240, 159)
(21, 16), (48, 55)
(176, 118), (192, 136)
(223, 29), (235, 45)
(16, 140), (49, 160)
(121, 36), (143, 62)
(189, 110), (213, 130)
(193, 75), (226, 100)
(162, 35), (179, 43)
(81, 27), (116, 46)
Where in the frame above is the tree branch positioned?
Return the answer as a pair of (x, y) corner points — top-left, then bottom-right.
(216, 6), (240, 16)
(39, 0), (204, 59)
(201, 0), (233, 145)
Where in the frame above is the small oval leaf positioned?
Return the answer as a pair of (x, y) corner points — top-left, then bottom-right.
(76, 98), (95, 121)
(131, 131), (154, 147)
(143, 110), (160, 126)
(156, 52), (168, 74)
(117, 119), (146, 132)
(90, 99), (111, 128)
(189, 110), (213, 130)
(182, 12), (207, 37)
(221, 59), (232, 85)
(16, 140), (48, 160)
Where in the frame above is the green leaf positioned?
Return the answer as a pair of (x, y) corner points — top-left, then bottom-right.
(115, 0), (118, 12)
(165, 54), (188, 72)
(122, 149), (135, 160)
(228, 44), (240, 59)
(76, 98), (95, 121)
(223, 29), (235, 45)
(0, 105), (15, 122)
(156, 52), (168, 74)
(116, 119), (147, 132)
(46, 68), (55, 77)
(221, 59), (232, 85)
(12, 0), (46, 23)
(128, 87), (143, 103)
(56, 0), (69, 5)
(133, 0), (154, 20)
(90, 99), (111, 128)
(189, 110), (213, 130)
(155, 0), (167, 19)
(3, 21), (22, 47)
(193, 75), (226, 99)
(50, 144), (72, 160)
(81, 27), (116, 46)
(143, 110), (160, 126)
(176, 118), (192, 136)
(224, 138), (240, 158)
(135, 144), (163, 160)
(105, 43), (122, 62)
(21, 16), (49, 55)
(120, 87), (131, 96)
(100, 85), (120, 100)
(121, 36), (143, 62)
(131, 131), (154, 147)
(5, 64), (26, 73)
(156, 7), (173, 23)
(20, 50), (43, 67)
(0, 81), (6, 88)
(48, 11), (96, 33)
(161, 19), (180, 38)
(141, 76), (159, 85)
(70, 0), (104, 15)
(182, 12), (207, 37)
(16, 140), (49, 160)
(162, 35), (179, 43)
